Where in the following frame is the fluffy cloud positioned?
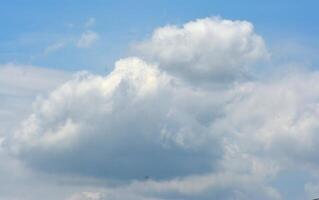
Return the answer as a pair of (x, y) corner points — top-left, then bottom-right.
(133, 17), (268, 85)
(0, 63), (71, 139)
(219, 71), (319, 170)
(77, 31), (99, 48)
(10, 57), (224, 180)
(0, 64), (73, 199)
(4, 17), (319, 200)
(63, 170), (281, 200)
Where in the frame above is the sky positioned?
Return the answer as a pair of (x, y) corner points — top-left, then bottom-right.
(1, 1), (319, 200)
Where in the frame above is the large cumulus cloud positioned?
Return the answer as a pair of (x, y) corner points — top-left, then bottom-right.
(5, 17), (319, 200)
(133, 17), (268, 85)
(10, 57), (224, 180)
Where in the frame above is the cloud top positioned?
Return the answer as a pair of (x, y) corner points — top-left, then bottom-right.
(133, 17), (268, 84)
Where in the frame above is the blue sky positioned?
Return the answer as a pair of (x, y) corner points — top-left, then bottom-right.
(1, 0), (319, 73)
(1, 1), (319, 200)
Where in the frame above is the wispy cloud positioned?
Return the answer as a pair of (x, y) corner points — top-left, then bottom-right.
(76, 31), (99, 48)
(84, 17), (96, 28)
(44, 41), (66, 55)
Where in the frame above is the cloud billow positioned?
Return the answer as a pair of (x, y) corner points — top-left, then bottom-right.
(7, 17), (319, 200)
(11, 57), (223, 180)
(133, 17), (268, 85)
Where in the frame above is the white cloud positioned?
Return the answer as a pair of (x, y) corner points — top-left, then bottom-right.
(0, 65), (71, 199)
(77, 31), (99, 48)
(10, 59), (319, 199)
(218, 71), (319, 171)
(3, 17), (319, 200)
(44, 41), (66, 54)
(10, 57), (223, 180)
(67, 192), (104, 200)
(84, 17), (96, 28)
(0, 63), (72, 139)
(133, 17), (268, 85)
(0, 63), (71, 93)
(63, 171), (281, 200)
